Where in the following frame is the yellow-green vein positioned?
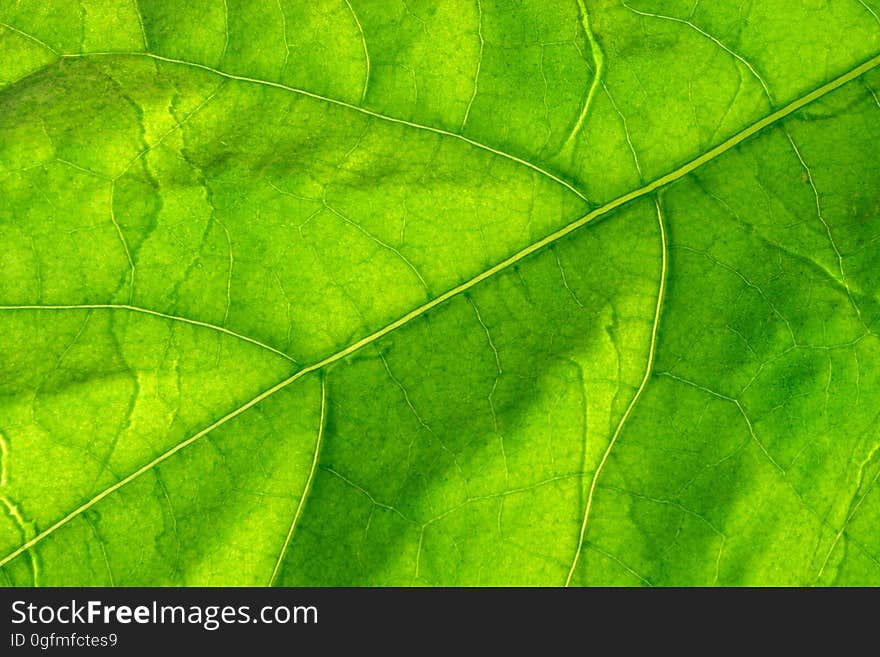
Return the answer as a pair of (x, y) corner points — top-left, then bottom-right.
(564, 195), (667, 587)
(268, 374), (327, 585)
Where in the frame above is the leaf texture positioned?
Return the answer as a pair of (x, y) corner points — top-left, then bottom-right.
(0, 0), (878, 586)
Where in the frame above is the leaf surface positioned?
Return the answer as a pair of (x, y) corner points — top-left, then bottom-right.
(0, 0), (878, 585)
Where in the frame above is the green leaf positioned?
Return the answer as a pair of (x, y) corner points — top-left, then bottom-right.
(0, 0), (878, 586)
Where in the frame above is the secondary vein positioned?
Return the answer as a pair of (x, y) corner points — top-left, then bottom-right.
(268, 374), (326, 586)
(0, 51), (877, 569)
(58, 51), (590, 203)
(0, 304), (297, 363)
(564, 0), (605, 148)
(564, 196), (668, 587)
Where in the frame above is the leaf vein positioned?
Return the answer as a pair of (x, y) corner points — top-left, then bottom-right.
(0, 304), (297, 363)
(268, 374), (326, 585)
(58, 51), (591, 203)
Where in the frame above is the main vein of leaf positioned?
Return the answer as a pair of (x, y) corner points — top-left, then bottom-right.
(1, 51), (878, 570)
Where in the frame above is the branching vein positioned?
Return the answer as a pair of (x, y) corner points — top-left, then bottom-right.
(57, 51), (591, 202)
(564, 0), (605, 148)
(343, 0), (371, 103)
(268, 375), (326, 585)
(0, 304), (296, 363)
(461, 0), (484, 131)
